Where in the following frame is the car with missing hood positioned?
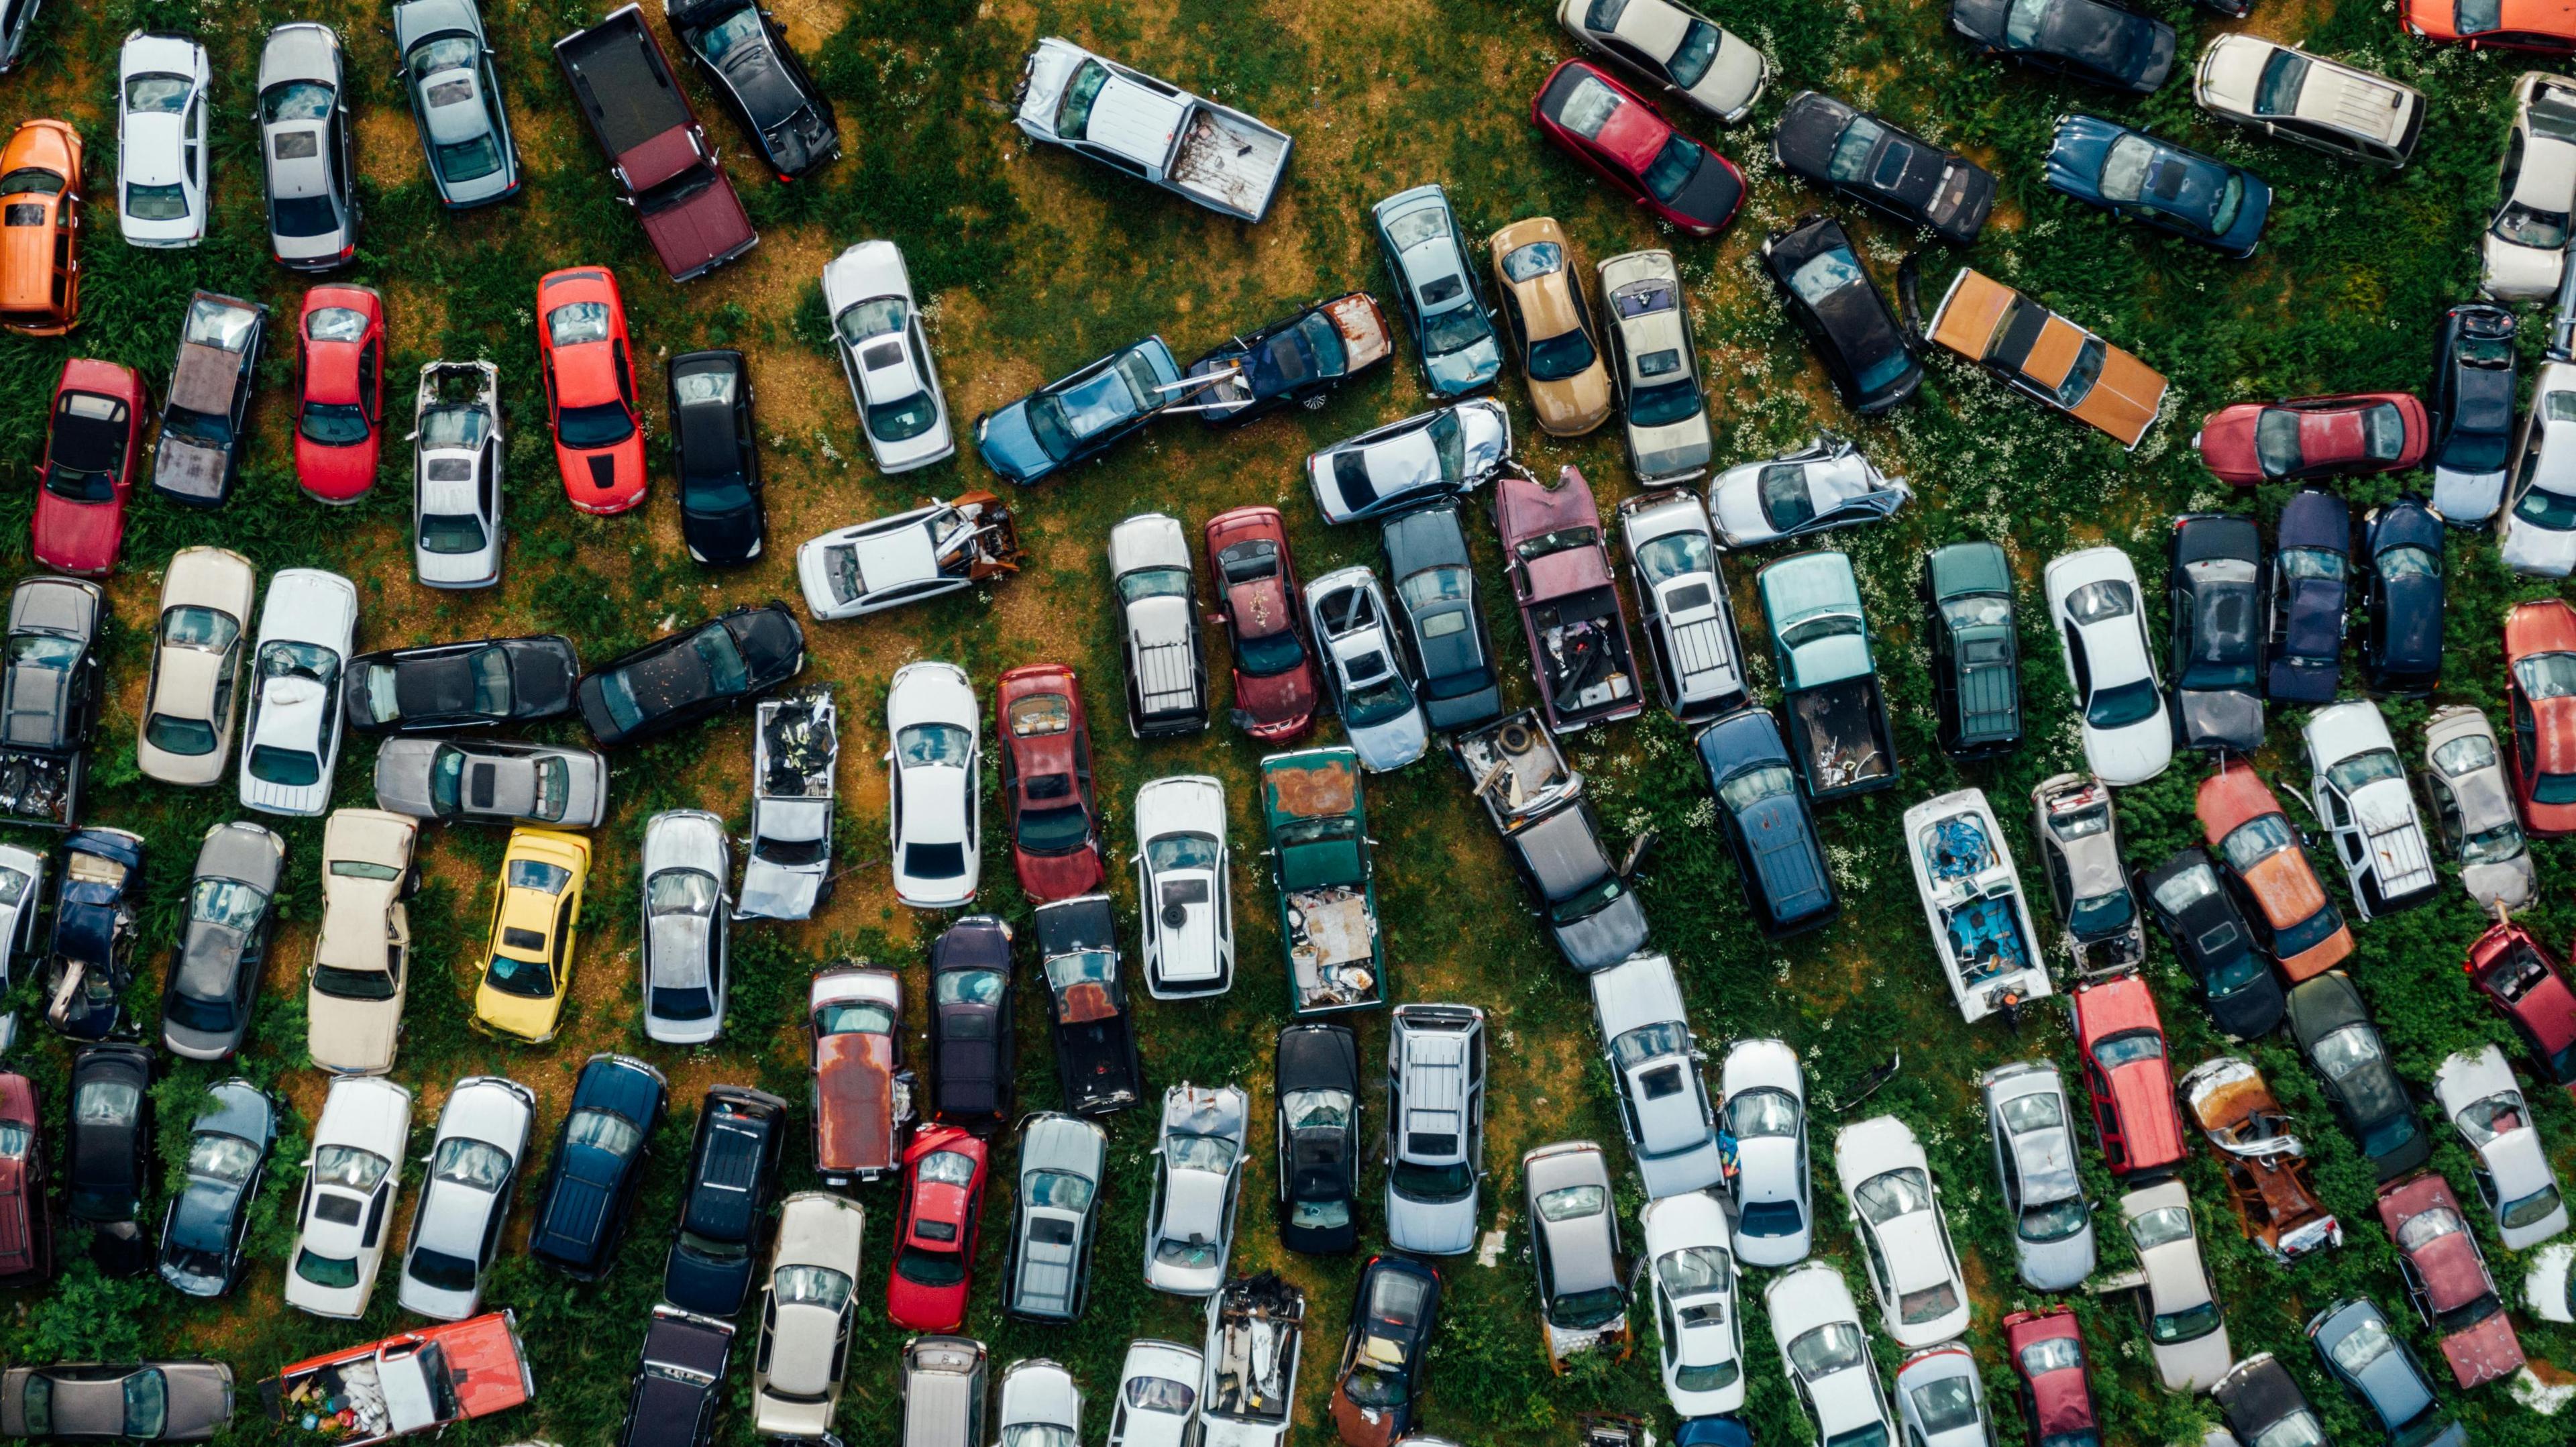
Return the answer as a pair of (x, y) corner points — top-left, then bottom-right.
(284, 1075), (412, 1319)
(409, 361), (504, 588)
(2043, 547), (2170, 785)
(1979, 1061), (2097, 1291)
(797, 492), (1020, 621)
(1524, 1142), (1628, 1371)
(1008, 1112), (1108, 1322)
(0, 1361), (233, 1442)
(392, 0), (520, 208)
(396, 1075), (535, 1322)
(306, 809), (417, 1075)
(527, 1053), (665, 1279)
(1386, 1004), (1485, 1256)
(2463, 916), (2576, 1090)
(1617, 490), (1746, 722)
(820, 239), (952, 472)
(115, 32), (210, 247)
(158, 822), (285, 1062)
(1766, 1264), (1897, 1447)
(665, 0), (838, 181)
(2119, 1178), (2230, 1390)
(1696, 706), (1837, 938)
(2032, 775), (2142, 974)
(2213, 1355), (2330, 1447)
(808, 966), (905, 1190)
(1144, 1084), (1249, 1297)
(372, 739), (606, 829)
(1204, 508), (1321, 741)
(2181, 1055), (2342, 1263)
(1711, 432), (1910, 549)
(2304, 700), (2440, 920)
(2434, 1044), (2569, 1250)
(1907, 789), (2051, 1024)
(2429, 302), (2517, 525)
(0, 576), (103, 829)
(258, 24), (358, 271)
(927, 916), (1016, 1128)
(1499, 464), (1649, 735)
(1557, 0), (1768, 123)
(1721, 1038), (1813, 1265)
(2377, 1171), (2526, 1388)
(640, 810), (731, 1045)
(2422, 706), (2536, 913)
(2195, 35), (2426, 166)
(1640, 1189), (1743, 1414)
(2361, 498), (2445, 694)
(741, 690), (835, 921)
(1328, 1254), (1442, 1446)
(1183, 293), (1393, 427)
(1531, 59), (1745, 235)
(1378, 503), (1503, 732)
(1111, 514), (1210, 739)
(749, 1191), (866, 1440)
(1927, 272), (2167, 449)
(2165, 513), (2263, 755)
(1489, 217), (1613, 437)
(156, 1079), (277, 1299)
(1258, 747), (1387, 1017)
(1948, 0), (2175, 92)
(1598, 250), (1713, 484)
(1763, 216), (1921, 415)
(976, 335), (1183, 486)
(1000, 667), (1106, 904)
(1774, 91), (1993, 245)
(45, 828), (145, 1042)
(2288, 973), (2430, 1181)
(1371, 184), (1503, 396)
(152, 292), (268, 508)
(1307, 402), (1511, 526)
(1276, 1023), (1364, 1254)
(2308, 1296), (2467, 1447)
(2045, 113), (2270, 256)
(2198, 761), (2351, 981)
(1835, 1115), (1972, 1349)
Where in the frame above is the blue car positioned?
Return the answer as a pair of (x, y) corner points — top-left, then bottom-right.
(529, 1052), (669, 1279)
(1371, 184), (1503, 397)
(1693, 708), (1837, 937)
(155, 1078), (277, 1297)
(973, 336), (1182, 484)
(45, 827), (146, 1040)
(2045, 115), (2271, 257)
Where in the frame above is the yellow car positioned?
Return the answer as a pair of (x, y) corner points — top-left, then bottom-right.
(471, 827), (592, 1042)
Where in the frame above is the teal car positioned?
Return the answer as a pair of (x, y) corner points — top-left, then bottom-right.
(1258, 747), (1385, 1016)
(1372, 184), (1503, 397)
(1921, 539), (2023, 759)
(1756, 551), (1898, 800)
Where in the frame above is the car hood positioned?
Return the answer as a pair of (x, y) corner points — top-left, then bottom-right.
(2176, 685), (2262, 753)
(977, 400), (1049, 479)
(309, 989), (400, 1072)
(2439, 1308), (2524, 1387)
(1554, 889), (1649, 969)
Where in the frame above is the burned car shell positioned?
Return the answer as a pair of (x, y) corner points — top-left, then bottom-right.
(2031, 774), (2143, 973)
(739, 689), (837, 922)
(2180, 1056), (2341, 1261)
(152, 291), (268, 508)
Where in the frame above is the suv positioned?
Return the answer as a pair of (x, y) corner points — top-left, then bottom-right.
(1385, 1004), (1486, 1256)
(1108, 513), (1208, 738)
(661, 1085), (789, 1319)
(1921, 540), (2021, 759)
(1497, 794), (1649, 972)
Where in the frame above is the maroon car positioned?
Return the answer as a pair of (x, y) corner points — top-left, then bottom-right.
(2002, 1308), (2098, 1447)
(553, 7), (757, 282)
(996, 663), (1106, 904)
(1203, 506), (1319, 741)
(2193, 393), (2430, 486)
(1493, 464), (1645, 733)
(1529, 58), (1743, 237)
(2463, 918), (2576, 1093)
(0, 1071), (48, 1286)
(2375, 1172), (2524, 1389)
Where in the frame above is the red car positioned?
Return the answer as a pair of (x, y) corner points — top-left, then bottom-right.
(30, 356), (146, 576)
(996, 663), (1106, 903)
(1203, 506), (1319, 741)
(2504, 600), (2576, 835)
(0, 1070), (50, 1287)
(2198, 761), (2353, 981)
(2375, 1172), (2525, 1389)
(885, 1124), (985, 1333)
(2070, 971), (2187, 1177)
(2404, 0), (2576, 50)
(2464, 918), (2576, 1091)
(2002, 1308), (2098, 1447)
(2194, 393), (2430, 486)
(294, 284), (386, 503)
(535, 266), (647, 515)
(1529, 58), (1743, 237)
(262, 1311), (534, 1442)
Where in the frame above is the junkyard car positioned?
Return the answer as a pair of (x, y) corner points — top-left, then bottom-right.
(2120, 1178), (2231, 1390)
(527, 1052), (665, 1277)
(0, 1070), (46, 1287)
(306, 809), (418, 1075)
(749, 1191), (866, 1440)
(1556, 0), (1768, 123)
(116, 32), (211, 246)
(2194, 36), (2426, 166)
(641, 809), (731, 1044)
(1894, 1345), (1992, 1447)
(470, 827), (590, 1044)
(372, 739), (608, 829)
(1493, 785), (1651, 971)
(1927, 270), (2167, 448)
(344, 635), (578, 735)
(1307, 400), (1510, 525)
(1597, 250), (1713, 484)
(411, 361), (505, 588)
(1766, 1264), (1898, 1447)
(1007, 1112), (1108, 1322)
(2165, 513), (2263, 753)
(975, 335), (1183, 486)
(2199, 392), (2428, 486)
(576, 603), (806, 744)
(159, 822), (286, 1061)
(0, 118), (82, 335)
(0, 574), (104, 828)
(2213, 1355), (2331, 1447)
(998, 665), (1106, 902)
(820, 239), (953, 472)
(1329, 1254), (1441, 1446)
(1530, 59), (1744, 235)
(1721, 1039), (1812, 1266)
(2484, 72), (2576, 300)
(1835, 1115), (1972, 1349)
(1497, 464), (1647, 734)
(1012, 37), (1291, 221)
(2307, 1296), (2466, 1447)
(65, 1044), (151, 1265)
(2004, 1309), (2101, 1447)
(1590, 955), (1724, 1196)
(259, 1314), (531, 1442)
(2043, 546), (2170, 786)
(1260, 749), (1386, 1016)
(293, 286), (385, 502)
(257, 23), (358, 270)
(45, 828), (145, 1041)
(2045, 113), (2269, 256)
(156, 1079), (276, 1298)
(1108, 1340), (1201, 1447)
(1305, 568), (1428, 772)
(1183, 293), (1392, 425)
(2506, 598), (2576, 830)
(1617, 490), (1746, 721)
(1774, 91), (1994, 245)
(741, 689), (836, 921)
(927, 916), (1016, 1128)
(809, 966), (904, 1189)
(1204, 506), (1323, 739)
(536, 266), (645, 514)
(2361, 498), (2445, 694)
(1143, 1083), (1248, 1296)
(1904, 788), (2050, 1023)
(665, 1085), (789, 1319)
(2504, 358), (2576, 575)
(237, 568), (356, 818)
(1386, 1004), (1485, 1256)
(1489, 217), (1613, 437)
(2198, 761), (2352, 979)
(667, 0), (839, 181)
(152, 291), (267, 508)
(2287, 972), (2431, 1181)
(1110, 513), (1210, 738)
(2422, 704), (2536, 912)
(2429, 301), (2516, 523)
(2180, 1057), (2339, 1261)
(1276, 1022), (1363, 1254)
(284, 1075), (413, 1318)
(396, 1075), (535, 1321)
(1922, 540), (2021, 759)
(2377, 1170), (2526, 1387)
(2304, 699), (2440, 919)
(32, 359), (146, 578)
(2463, 917), (2576, 1088)
(1379, 502), (1503, 731)
(2032, 775), (2142, 972)
(392, 0), (521, 208)
(666, 349), (764, 566)
(0, 1361), (233, 1441)
(1524, 1142), (1629, 1369)
(996, 1360), (1083, 1447)
(1979, 1061), (2097, 1291)
(2434, 1044), (2569, 1250)
(1762, 215), (1921, 414)
(1639, 1189), (1742, 1415)
(1373, 184), (1503, 396)
(796, 492), (1020, 621)
(1136, 774), (1234, 998)
(1949, 0), (2176, 93)
(1710, 432), (1910, 549)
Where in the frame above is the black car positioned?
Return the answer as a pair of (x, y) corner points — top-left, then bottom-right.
(2269, 488), (2349, 704)
(2361, 498), (2443, 696)
(2167, 514), (2264, 754)
(344, 635), (582, 733)
(617, 1303), (736, 1447)
(668, 349), (765, 568)
(154, 1079), (278, 1298)
(2284, 973), (2430, 1182)
(1379, 502), (1503, 731)
(1694, 707), (1838, 937)
(576, 603), (805, 747)
(2213, 1354), (2329, 1447)
(929, 915), (1016, 1127)
(1948, 0), (2177, 94)
(2427, 303), (2516, 526)
(1759, 214), (1918, 415)
(1182, 292), (1395, 425)
(2136, 849), (2284, 1038)
(1033, 895), (1142, 1118)
(1331, 1254), (1442, 1435)
(66, 1043), (153, 1271)
(1275, 1022), (1362, 1254)
(533, 1053), (669, 1279)
(1772, 91), (1996, 246)
(44, 827), (144, 1040)
(1921, 539), (2021, 759)
(158, 820), (286, 1061)
(664, 0), (838, 180)
(0, 574), (104, 826)
(662, 1085), (788, 1316)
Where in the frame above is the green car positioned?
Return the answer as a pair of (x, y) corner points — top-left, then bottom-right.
(1921, 540), (2023, 759)
(1259, 747), (1385, 1015)
(1755, 550), (1898, 802)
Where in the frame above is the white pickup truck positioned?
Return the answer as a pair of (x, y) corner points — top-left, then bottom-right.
(1200, 1273), (1305, 1447)
(1014, 38), (1293, 222)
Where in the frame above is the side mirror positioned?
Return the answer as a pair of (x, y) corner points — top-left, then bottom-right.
(1619, 828), (1658, 878)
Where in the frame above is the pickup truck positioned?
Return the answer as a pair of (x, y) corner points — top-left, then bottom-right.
(553, 5), (757, 282)
(1454, 709), (1580, 826)
(261, 1311), (533, 1444)
(1201, 1273), (1305, 1447)
(0, 576), (103, 826)
(1013, 38), (1292, 222)
(1259, 748), (1383, 1016)
(1756, 550), (1898, 802)
(1493, 464), (1644, 733)
(738, 688), (835, 921)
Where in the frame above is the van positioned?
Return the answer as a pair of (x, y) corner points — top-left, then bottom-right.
(901, 1335), (989, 1447)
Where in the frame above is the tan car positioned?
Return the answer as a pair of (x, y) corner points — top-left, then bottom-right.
(752, 1191), (867, 1438)
(137, 545), (256, 786)
(1925, 268), (2166, 449)
(1489, 218), (1613, 437)
(307, 808), (418, 1075)
(1599, 249), (1711, 484)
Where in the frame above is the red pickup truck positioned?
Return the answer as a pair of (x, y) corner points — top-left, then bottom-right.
(553, 5), (757, 282)
(1493, 464), (1646, 733)
(260, 1312), (533, 1444)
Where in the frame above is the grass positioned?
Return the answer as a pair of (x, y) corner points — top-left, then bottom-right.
(0, 0), (2572, 1444)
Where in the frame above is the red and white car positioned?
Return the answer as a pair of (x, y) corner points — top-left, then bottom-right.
(2070, 971), (2186, 1178)
(259, 1311), (533, 1444)
(294, 284), (386, 502)
(2376, 1171), (2526, 1389)
(885, 1124), (986, 1334)
(2504, 599), (2576, 835)
(534, 266), (645, 514)
(31, 357), (146, 577)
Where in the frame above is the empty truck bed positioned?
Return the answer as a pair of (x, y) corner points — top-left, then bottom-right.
(557, 17), (692, 154)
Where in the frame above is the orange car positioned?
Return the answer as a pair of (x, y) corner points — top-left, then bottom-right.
(2197, 761), (2352, 981)
(535, 265), (646, 514)
(2404, 0), (2576, 50)
(0, 119), (82, 336)
(1925, 267), (2165, 448)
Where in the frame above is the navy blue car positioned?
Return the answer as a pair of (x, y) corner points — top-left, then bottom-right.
(1950, 0), (2176, 94)
(1694, 708), (1837, 937)
(531, 1053), (669, 1279)
(44, 828), (146, 1040)
(2361, 498), (2443, 696)
(155, 1079), (277, 1297)
(2045, 115), (2271, 257)
(2269, 488), (2350, 704)
(661, 1084), (788, 1317)
(973, 336), (1183, 485)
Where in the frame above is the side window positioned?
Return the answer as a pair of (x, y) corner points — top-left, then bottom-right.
(612, 341), (633, 403)
(1081, 144), (1150, 178)
(359, 343), (380, 416)
(2065, 631), (2092, 697)
(478, 442), (497, 516)
(362, 1185), (389, 1246)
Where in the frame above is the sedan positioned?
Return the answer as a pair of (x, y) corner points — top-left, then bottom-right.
(2504, 358), (2576, 576)
(1329, 1254), (1441, 1446)
(2361, 498), (2444, 694)
(1525, 1141), (1628, 1367)
(2378, 1171), (2526, 1387)
(2429, 301), (2516, 524)
(1489, 217), (1613, 436)
(293, 286), (384, 501)
(822, 239), (953, 472)
(2308, 1297), (2466, 1447)
(576, 604), (805, 747)
(2506, 598), (2576, 833)
(1203, 508), (1320, 741)
(2485, 71), (2576, 300)
(239, 568), (357, 817)
(1531, 59), (1743, 235)
(1835, 1116), (1970, 1349)
(2042, 547), (2170, 787)
(0, 1363), (233, 1441)
(284, 1075), (412, 1318)
(2463, 917), (2576, 1089)
(1697, 708), (1836, 938)
(66, 1044), (151, 1263)
(1277, 1022), (1363, 1254)
(1979, 1061), (2096, 1291)
(1371, 184), (1502, 396)
(2045, 115), (2269, 256)
(155, 1079), (276, 1298)
(2213, 1354), (2330, 1447)
(32, 358), (146, 578)
(2004, 1309), (2100, 1447)
(927, 916), (1016, 1126)
(667, 350), (763, 566)
(1182, 292), (1393, 426)
(536, 266), (646, 514)
(669, 0), (839, 180)
(1379, 504), (1503, 730)
(1591, 954), (1724, 1197)
(1136, 775), (1234, 998)
(887, 1125), (986, 1332)
(1720, 1039), (1811, 1265)
(641, 809), (731, 1046)
(1143, 1083), (1248, 1296)
(1949, 0), (2174, 92)
(751, 1193), (866, 1439)
(2198, 761), (2352, 979)
(1760, 215), (1919, 415)
(305, 810), (418, 1076)
(1599, 249), (1712, 484)
(886, 662), (981, 909)
(2070, 971), (2185, 1177)
(2121, 1179), (2229, 1390)
(392, 0), (520, 208)
(998, 664), (1106, 902)
(1618, 491), (1745, 721)
(1640, 1190), (1743, 1415)
(1556, 0), (1767, 123)
(2137, 849), (2284, 1037)
(2194, 36), (2426, 168)
(997, 1361), (1083, 1447)
(0, 1072), (45, 1287)
(1305, 568), (1428, 772)
(1110, 1342), (1201, 1447)
(373, 738), (608, 828)
(397, 1075), (535, 1321)
(470, 828), (590, 1044)
(2434, 1044), (2568, 1249)
(975, 336), (1181, 485)
(1006, 1113), (1108, 1322)
(2287, 972), (2431, 1181)
(158, 822), (286, 1061)
(2198, 393), (2428, 486)
(1767, 1264), (1897, 1447)
(2031, 774), (2141, 973)
(344, 635), (580, 735)
(257, 23), (358, 270)
(796, 492), (1021, 621)
(116, 32), (210, 246)
(1709, 431), (1908, 549)
(1306, 400), (1509, 525)
(1773, 91), (1993, 245)
(2423, 706), (2536, 912)
(411, 360), (505, 588)
(527, 1053), (666, 1279)
(1894, 1345), (1991, 1447)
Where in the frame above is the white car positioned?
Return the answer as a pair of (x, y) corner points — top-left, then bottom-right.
(2121, 1178), (2231, 1391)
(1142, 1083), (1248, 1296)
(1640, 1190), (1743, 1417)
(307, 808), (418, 1076)
(1589, 953), (1725, 1197)
(1766, 1264), (1896, 1447)
(257, 22), (358, 271)
(641, 808), (731, 1045)
(117, 31), (211, 246)
(2434, 1044), (2569, 1251)
(411, 361), (505, 589)
(1106, 1340), (1202, 1447)
(1304, 401), (1509, 525)
(2193, 35), (2424, 168)
(395, 1075), (534, 1320)
(751, 1191), (867, 1439)
(239, 568), (357, 816)
(1110, 513), (1209, 739)
(997, 1358), (1083, 1447)
(0, 844), (44, 1053)
(1598, 250), (1713, 485)
(2486, 72), (2576, 302)
(1903, 788), (2051, 1023)
(1616, 489), (1746, 719)
(2303, 700), (2438, 920)
(1707, 433), (1909, 549)
(139, 546), (256, 787)
(1719, 1038), (1811, 1267)
(885, 661), (981, 910)
(2043, 547), (2171, 786)
(1134, 775), (1233, 998)
(822, 239), (954, 472)
(1894, 1343), (1993, 1447)
(1834, 1115), (1972, 1349)
(2422, 705), (2536, 913)
(2504, 358), (2576, 576)
(284, 1075), (413, 1318)
(2529, 1242), (2576, 1322)
(1557, 0), (1766, 123)
(797, 494), (1016, 621)
(1304, 567), (1428, 772)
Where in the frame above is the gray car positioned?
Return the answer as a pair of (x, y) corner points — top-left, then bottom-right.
(2031, 773), (2145, 973)
(1144, 1084), (1249, 1297)
(1617, 490), (1747, 720)
(740, 690), (835, 921)
(159, 821), (286, 1061)
(0, 1362), (233, 1440)
(1378, 504), (1502, 731)
(0, 574), (104, 825)
(1009, 1112), (1109, 1322)
(1305, 566), (1429, 772)
(392, 0), (520, 208)
(372, 737), (607, 827)
(1501, 794), (1649, 971)
(1372, 184), (1503, 396)
(1387, 1004), (1486, 1255)
(1524, 1140), (1627, 1366)
(642, 809), (731, 1047)
(256, 24), (357, 271)
(1978, 1061), (2096, 1291)
(1589, 954), (1724, 1197)
(2308, 1297), (2466, 1447)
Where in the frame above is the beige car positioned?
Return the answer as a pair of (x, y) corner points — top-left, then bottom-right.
(1599, 249), (1711, 484)
(1489, 217), (1613, 437)
(753, 1191), (867, 1438)
(137, 545), (256, 786)
(307, 808), (418, 1075)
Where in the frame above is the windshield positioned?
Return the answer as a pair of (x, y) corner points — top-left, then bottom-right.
(1787, 1322), (1864, 1379)
(897, 722), (973, 767)
(1725, 1087), (1799, 1138)
(2092, 1030), (2164, 1071)
(2219, 812), (2295, 873)
(2325, 749), (2405, 796)
(312, 1142), (388, 1192)
(2254, 48), (2309, 117)
(1854, 1167), (1931, 1225)
(1716, 762), (1795, 815)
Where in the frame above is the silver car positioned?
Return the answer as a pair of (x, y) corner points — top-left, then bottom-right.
(392, 0), (520, 208)
(996, 1359), (1083, 1447)
(1010, 1112), (1109, 1322)
(1598, 250), (1713, 485)
(2421, 704), (2536, 912)
(2031, 773), (2145, 972)
(1304, 402), (1510, 525)
(411, 362), (505, 588)
(1107, 1340), (1201, 1447)
(2122, 1178), (2231, 1391)
(395, 1074), (534, 1321)
(1143, 1083), (1248, 1297)
(1556, 0), (1768, 123)
(1720, 1037), (1811, 1267)
(1386, 1004), (1486, 1255)
(372, 738), (606, 828)
(1110, 513), (1209, 739)
(0, 843), (44, 1053)
(256, 24), (358, 270)
(1305, 566), (1428, 772)
(1525, 1141), (1627, 1366)
(641, 809), (731, 1046)
(823, 239), (953, 472)
(1589, 953), (1724, 1197)
(160, 820), (287, 1062)
(740, 690), (837, 921)
(2433, 1044), (2569, 1251)
(1616, 489), (1745, 720)
(1979, 1061), (2096, 1291)
(1708, 432), (1910, 548)
(1893, 1343), (1993, 1447)
(116, 32), (211, 247)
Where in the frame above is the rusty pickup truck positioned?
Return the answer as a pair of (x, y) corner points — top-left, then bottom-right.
(1493, 464), (1644, 733)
